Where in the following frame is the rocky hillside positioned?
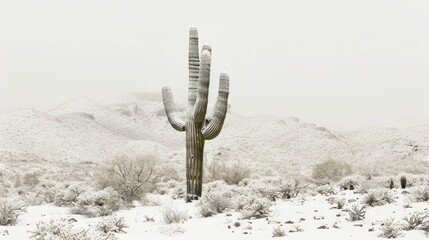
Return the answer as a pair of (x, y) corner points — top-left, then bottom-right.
(0, 92), (428, 176)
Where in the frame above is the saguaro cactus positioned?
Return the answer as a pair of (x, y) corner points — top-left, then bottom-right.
(161, 28), (230, 201)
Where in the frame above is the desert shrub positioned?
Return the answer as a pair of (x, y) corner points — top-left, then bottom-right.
(96, 154), (158, 202)
(251, 180), (281, 201)
(378, 218), (403, 238)
(96, 216), (128, 234)
(222, 163), (250, 185)
(157, 165), (181, 182)
(316, 184), (337, 196)
(199, 182), (233, 214)
(205, 161), (250, 185)
(232, 194), (271, 219)
(73, 187), (121, 218)
(23, 172), (40, 187)
(54, 182), (88, 207)
(410, 186), (429, 202)
(18, 180), (58, 205)
(272, 226), (286, 237)
(338, 176), (362, 190)
(402, 211), (428, 230)
(362, 189), (395, 207)
(29, 219), (91, 240)
(332, 198), (346, 209)
(347, 204), (366, 221)
(162, 208), (188, 224)
(30, 218), (120, 240)
(198, 204), (215, 218)
(277, 178), (301, 199)
(0, 197), (26, 225)
(312, 159), (352, 182)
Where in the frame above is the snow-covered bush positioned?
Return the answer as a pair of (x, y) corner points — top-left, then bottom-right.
(73, 187), (121, 218)
(402, 211), (427, 230)
(338, 176), (362, 190)
(30, 218), (120, 240)
(162, 208), (188, 224)
(0, 197), (26, 225)
(199, 181), (233, 214)
(251, 180), (281, 201)
(347, 204), (366, 221)
(96, 154), (158, 202)
(23, 172), (40, 187)
(312, 159), (352, 182)
(29, 219), (91, 240)
(362, 189), (395, 207)
(316, 184), (338, 196)
(410, 186), (429, 202)
(272, 226), (286, 237)
(96, 216), (128, 234)
(17, 180), (58, 206)
(54, 182), (88, 207)
(378, 218), (403, 238)
(238, 196), (271, 219)
(221, 163), (250, 185)
(277, 178), (301, 199)
(328, 197), (346, 209)
(205, 161), (250, 185)
(198, 204), (215, 218)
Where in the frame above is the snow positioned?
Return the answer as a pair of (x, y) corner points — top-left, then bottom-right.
(0, 190), (428, 239)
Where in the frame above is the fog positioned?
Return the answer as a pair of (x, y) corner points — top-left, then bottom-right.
(1, 0), (428, 130)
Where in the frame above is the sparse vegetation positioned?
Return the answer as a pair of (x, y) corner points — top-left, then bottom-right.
(312, 159), (352, 182)
(72, 187), (122, 217)
(378, 218), (403, 238)
(362, 189), (395, 207)
(96, 154), (158, 202)
(272, 226), (286, 237)
(347, 204), (366, 221)
(0, 197), (26, 225)
(162, 208), (188, 224)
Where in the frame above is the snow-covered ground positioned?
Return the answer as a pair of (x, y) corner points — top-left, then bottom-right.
(1, 190), (428, 239)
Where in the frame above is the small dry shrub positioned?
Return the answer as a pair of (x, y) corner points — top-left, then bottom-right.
(54, 182), (88, 207)
(234, 194), (271, 219)
(316, 184), (337, 196)
(0, 197), (26, 225)
(402, 211), (427, 230)
(312, 159), (352, 182)
(205, 161), (250, 185)
(73, 187), (121, 218)
(272, 226), (286, 237)
(29, 219), (91, 240)
(347, 204), (366, 221)
(96, 216), (128, 234)
(378, 218), (403, 238)
(96, 154), (158, 202)
(410, 186), (429, 202)
(199, 182), (233, 214)
(362, 189), (395, 207)
(162, 208), (188, 224)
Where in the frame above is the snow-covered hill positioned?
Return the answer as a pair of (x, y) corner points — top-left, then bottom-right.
(0, 92), (428, 175)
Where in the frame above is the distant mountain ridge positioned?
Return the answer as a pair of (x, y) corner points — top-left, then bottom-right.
(0, 92), (427, 176)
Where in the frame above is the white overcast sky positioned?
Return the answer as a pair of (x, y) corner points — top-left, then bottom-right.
(0, 0), (428, 130)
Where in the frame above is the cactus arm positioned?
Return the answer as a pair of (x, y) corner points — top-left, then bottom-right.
(188, 28), (199, 109)
(162, 86), (185, 131)
(192, 47), (211, 123)
(202, 72), (229, 140)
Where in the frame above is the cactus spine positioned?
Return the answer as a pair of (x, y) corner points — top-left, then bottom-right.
(161, 28), (230, 201)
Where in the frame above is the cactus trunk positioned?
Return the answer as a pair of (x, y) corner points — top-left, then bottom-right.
(186, 121), (205, 200)
(162, 28), (230, 202)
